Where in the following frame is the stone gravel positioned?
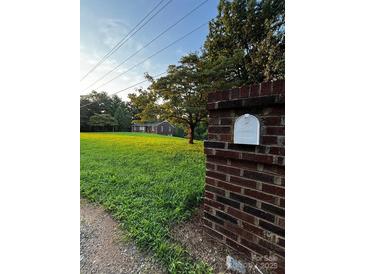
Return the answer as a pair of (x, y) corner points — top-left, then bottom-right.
(80, 199), (165, 274)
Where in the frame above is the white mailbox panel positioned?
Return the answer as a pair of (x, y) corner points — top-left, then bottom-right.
(234, 114), (260, 145)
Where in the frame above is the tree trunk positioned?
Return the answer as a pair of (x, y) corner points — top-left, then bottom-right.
(188, 124), (195, 144)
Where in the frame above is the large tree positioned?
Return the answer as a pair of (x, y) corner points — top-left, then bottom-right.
(128, 88), (160, 123)
(147, 53), (208, 144)
(203, 0), (284, 89)
(88, 114), (117, 131)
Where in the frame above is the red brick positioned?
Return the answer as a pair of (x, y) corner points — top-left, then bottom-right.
(208, 126), (231, 134)
(279, 198), (285, 208)
(206, 170), (226, 181)
(218, 134), (232, 142)
(215, 224), (238, 241)
(240, 221), (266, 238)
(206, 162), (215, 170)
(262, 116), (282, 126)
(208, 118), (220, 125)
(262, 165), (285, 176)
(205, 185), (225, 196)
(216, 180), (241, 193)
(205, 177), (215, 186)
(204, 83), (285, 263)
(243, 170), (275, 184)
(207, 155), (228, 165)
(225, 222), (256, 242)
(276, 156), (285, 165)
(211, 109), (232, 118)
(241, 153), (274, 164)
(204, 198), (225, 211)
(269, 147), (285, 156)
(229, 176), (257, 189)
(262, 184), (285, 197)
(245, 189), (276, 204)
(263, 106), (285, 115)
(278, 237), (285, 247)
(227, 206), (255, 224)
(220, 118), (233, 125)
(261, 136), (278, 145)
(217, 165), (241, 176)
(204, 204), (213, 213)
(215, 149), (240, 159)
(278, 217), (285, 228)
(265, 126), (285, 135)
(204, 191), (214, 199)
(230, 159), (258, 170)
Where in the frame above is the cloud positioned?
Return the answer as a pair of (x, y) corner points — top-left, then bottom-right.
(80, 50), (151, 100)
(97, 18), (144, 52)
(80, 17), (169, 100)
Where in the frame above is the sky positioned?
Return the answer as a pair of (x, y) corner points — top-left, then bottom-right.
(80, 0), (219, 100)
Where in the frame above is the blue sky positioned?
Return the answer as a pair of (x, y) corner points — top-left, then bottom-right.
(80, 0), (219, 100)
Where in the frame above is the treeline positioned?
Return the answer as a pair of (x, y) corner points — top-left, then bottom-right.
(80, 90), (208, 139)
(80, 0), (284, 143)
(80, 91), (133, 132)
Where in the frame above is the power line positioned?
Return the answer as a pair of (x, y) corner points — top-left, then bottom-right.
(81, 0), (210, 92)
(80, 0), (172, 81)
(80, 71), (167, 109)
(93, 21), (209, 91)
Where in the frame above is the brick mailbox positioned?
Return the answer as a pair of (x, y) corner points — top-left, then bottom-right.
(203, 80), (285, 273)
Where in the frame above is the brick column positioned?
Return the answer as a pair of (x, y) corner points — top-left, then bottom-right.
(203, 80), (285, 274)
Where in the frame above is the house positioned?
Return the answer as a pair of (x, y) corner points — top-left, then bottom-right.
(131, 120), (175, 135)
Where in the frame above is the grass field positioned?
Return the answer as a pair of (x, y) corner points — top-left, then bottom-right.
(80, 132), (212, 273)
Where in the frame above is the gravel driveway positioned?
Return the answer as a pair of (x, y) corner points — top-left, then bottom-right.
(80, 199), (165, 274)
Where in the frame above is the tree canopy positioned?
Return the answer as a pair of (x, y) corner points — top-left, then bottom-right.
(203, 0), (285, 89)
(149, 53), (208, 144)
(80, 91), (132, 132)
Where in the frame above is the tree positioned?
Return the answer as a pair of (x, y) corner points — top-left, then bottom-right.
(128, 87), (160, 123)
(147, 53), (208, 144)
(80, 91), (133, 132)
(88, 114), (117, 131)
(114, 105), (132, 131)
(203, 0), (284, 89)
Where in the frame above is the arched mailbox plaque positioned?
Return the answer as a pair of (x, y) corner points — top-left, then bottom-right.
(234, 114), (260, 145)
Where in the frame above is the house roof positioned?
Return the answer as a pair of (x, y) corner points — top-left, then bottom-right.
(132, 120), (174, 127)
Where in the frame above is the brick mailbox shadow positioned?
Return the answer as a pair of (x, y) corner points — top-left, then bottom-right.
(203, 80), (285, 274)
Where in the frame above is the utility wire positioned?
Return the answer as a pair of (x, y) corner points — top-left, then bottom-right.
(93, 21), (209, 91)
(80, 71), (167, 109)
(80, 0), (172, 81)
(81, 0), (210, 92)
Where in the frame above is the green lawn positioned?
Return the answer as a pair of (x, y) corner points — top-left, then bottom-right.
(80, 132), (212, 273)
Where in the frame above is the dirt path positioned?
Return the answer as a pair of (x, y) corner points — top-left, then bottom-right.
(171, 205), (243, 274)
(80, 199), (165, 274)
